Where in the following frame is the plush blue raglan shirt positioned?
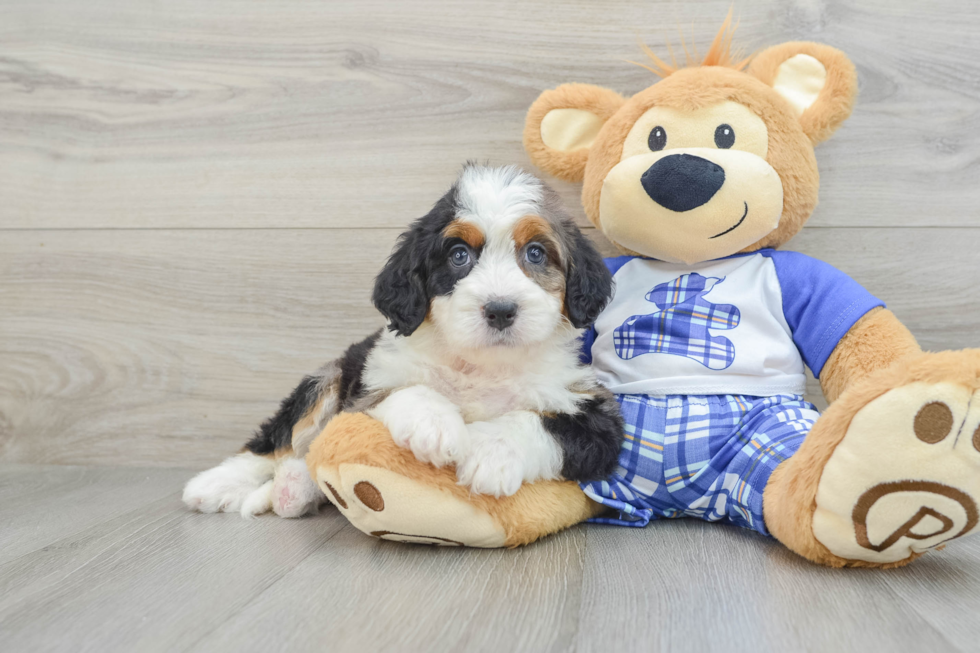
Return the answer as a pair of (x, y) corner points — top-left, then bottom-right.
(581, 249), (884, 397)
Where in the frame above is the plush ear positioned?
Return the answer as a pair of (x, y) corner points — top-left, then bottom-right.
(748, 42), (858, 144)
(563, 228), (613, 328)
(372, 229), (429, 337)
(524, 84), (626, 183)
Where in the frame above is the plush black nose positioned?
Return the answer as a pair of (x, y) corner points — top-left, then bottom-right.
(484, 301), (518, 331)
(640, 154), (725, 212)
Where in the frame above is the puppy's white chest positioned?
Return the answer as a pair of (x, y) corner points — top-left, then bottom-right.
(427, 366), (528, 422)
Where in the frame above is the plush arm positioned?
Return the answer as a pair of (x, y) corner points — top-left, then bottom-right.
(818, 308), (921, 403)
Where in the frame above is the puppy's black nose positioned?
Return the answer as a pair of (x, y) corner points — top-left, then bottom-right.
(641, 154), (725, 212)
(484, 301), (518, 331)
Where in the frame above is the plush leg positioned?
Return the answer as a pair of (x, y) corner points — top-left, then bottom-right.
(765, 350), (980, 568)
(306, 412), (605, 547)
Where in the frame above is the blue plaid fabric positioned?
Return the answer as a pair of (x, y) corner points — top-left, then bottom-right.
(612, 273), (740, 370)
(581, 393), (819, 536)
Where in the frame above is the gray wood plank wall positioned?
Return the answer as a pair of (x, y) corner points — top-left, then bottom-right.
(2, 0), (979, 467)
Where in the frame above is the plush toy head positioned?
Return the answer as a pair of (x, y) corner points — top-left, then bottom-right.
(524, 18), (857, 265)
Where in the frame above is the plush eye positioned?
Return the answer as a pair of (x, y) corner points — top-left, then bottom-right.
(714, 124), (735, 149)
(648, 126), (667, 152)
(449, 244), (471, 267)
(525, 244), (546, 265)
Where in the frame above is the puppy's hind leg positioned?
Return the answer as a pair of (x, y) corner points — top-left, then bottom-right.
(268, 361), (342, 518)
(271, 457), (325, 518)
(183, 452), (276, 515)
(185, 361), (341, 518)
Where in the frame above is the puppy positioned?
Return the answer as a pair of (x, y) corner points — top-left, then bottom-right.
(183, 164), (624, 518)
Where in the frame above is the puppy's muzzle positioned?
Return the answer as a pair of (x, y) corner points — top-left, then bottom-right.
(483, 301), (518, 331)
(641, 154), (725, 212)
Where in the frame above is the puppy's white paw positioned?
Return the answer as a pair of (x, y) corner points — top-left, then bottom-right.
(183, 453), (275, 514)
(240, 480), (274, 518)
(456, 429), (526, 498)
(392, 408), (470, 468)
(272, 457), (323, 518)
(373, 386), (470, 467)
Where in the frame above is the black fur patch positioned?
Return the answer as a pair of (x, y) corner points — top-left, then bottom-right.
(542, 393), (624, 482)
(338, 329), (382, 409)
(245, 375), (320, 456)
(246, 329), (382, 456)
(563, 226), (613, 329)
(372, 185), (478, 337)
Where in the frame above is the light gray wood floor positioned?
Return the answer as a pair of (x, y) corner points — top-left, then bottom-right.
(3, 0), (980, 651)
(4, 464), (980, 653)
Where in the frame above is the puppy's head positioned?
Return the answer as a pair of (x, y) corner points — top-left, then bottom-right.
(373, 164), (611, 350)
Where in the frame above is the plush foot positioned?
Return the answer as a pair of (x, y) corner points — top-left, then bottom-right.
(766, 350), (980, 567)
(315, 463), (507, 546)
(306, 412), (604, 548)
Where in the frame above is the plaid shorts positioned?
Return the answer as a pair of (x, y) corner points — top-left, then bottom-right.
(580, 393), (819, 536)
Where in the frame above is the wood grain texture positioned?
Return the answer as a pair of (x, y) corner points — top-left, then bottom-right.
(0, 466), (349, 652)
(0, 463), (190, 565)
(573, 522), (959, 653)
(1, 0), (979, 230)
(190, 520), (587, 653)
(2, 227), (978, 466)
(3, 465), (980, 653)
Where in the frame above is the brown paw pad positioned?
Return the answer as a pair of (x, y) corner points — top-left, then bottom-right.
(323, 481), (347, 509)
(913, 402), (954, 444)
(353, 481), (384, 511)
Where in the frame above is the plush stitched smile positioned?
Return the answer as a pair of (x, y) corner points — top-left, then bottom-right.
(709, 202), (749, 239)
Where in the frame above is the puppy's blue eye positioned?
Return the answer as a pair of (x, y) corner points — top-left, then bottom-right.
(525, 244), (546, 265)
(449, 245), (470, 267)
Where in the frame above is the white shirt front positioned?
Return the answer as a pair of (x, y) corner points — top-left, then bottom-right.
(590, 254), (806, 397)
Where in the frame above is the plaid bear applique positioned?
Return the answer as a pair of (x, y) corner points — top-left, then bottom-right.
(613, 273), (740, 370)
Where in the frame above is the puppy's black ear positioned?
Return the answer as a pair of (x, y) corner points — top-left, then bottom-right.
(564, 228), (612, 328)
(372, 229), (429, 337)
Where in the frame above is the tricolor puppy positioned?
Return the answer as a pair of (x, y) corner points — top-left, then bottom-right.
(183, 164), (623, 519)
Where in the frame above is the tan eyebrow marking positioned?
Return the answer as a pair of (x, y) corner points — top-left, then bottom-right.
(512, 215), (555, 251)
(443, 220), (485, 249)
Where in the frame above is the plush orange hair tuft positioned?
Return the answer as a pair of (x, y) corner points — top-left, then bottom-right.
(629, 7), (752, 78)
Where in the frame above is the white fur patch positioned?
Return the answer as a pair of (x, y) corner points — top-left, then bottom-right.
(455, 165), (544, 240)
(183, 452), (275, 514)
(184, 451), (323, 519)
(456, 411), (563, 497)
(369, 385), (470, 467)
(363, 325), (592, 423)
(241, 480), (274, 519)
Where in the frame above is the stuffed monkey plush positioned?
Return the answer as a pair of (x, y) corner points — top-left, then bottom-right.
(307, 20), (980, 567)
